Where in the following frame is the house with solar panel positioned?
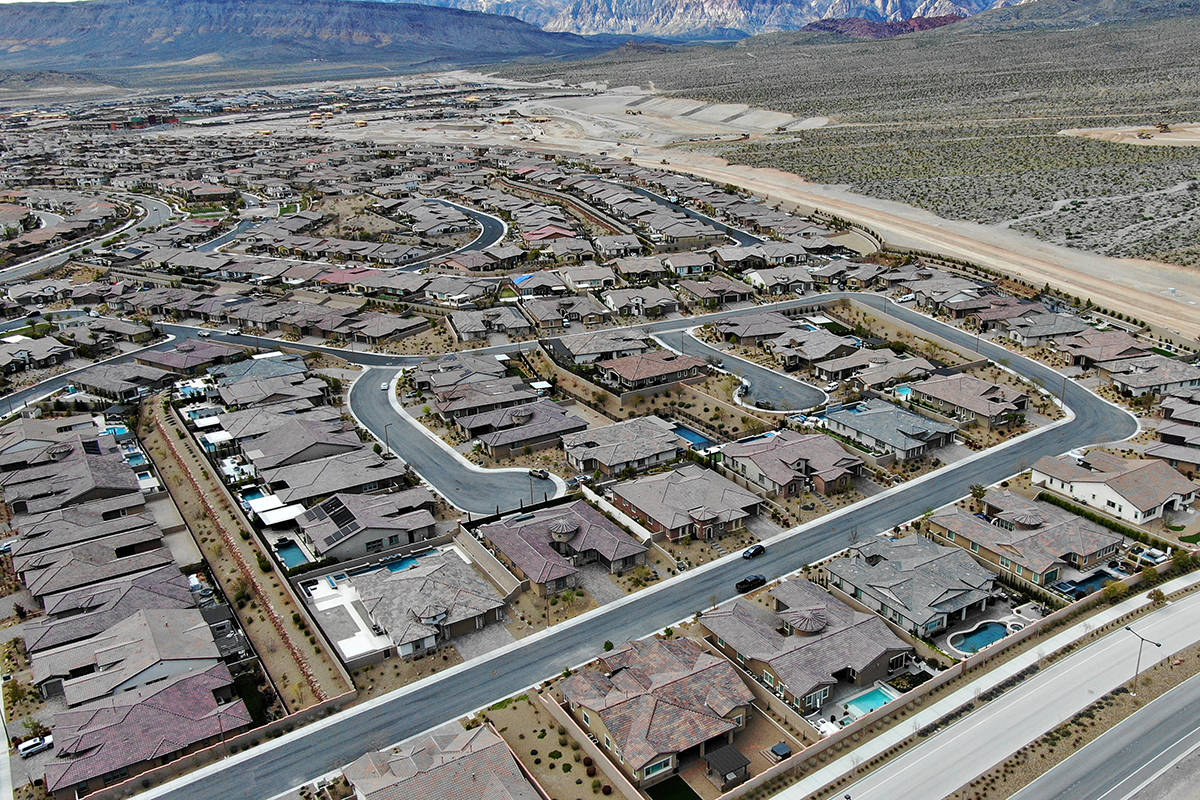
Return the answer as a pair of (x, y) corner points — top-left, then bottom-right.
(296, 489), (438, 561)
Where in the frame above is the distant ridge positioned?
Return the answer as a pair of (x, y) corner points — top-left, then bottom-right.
(0, 0), (611, 81)
(799, 15), (964, 39)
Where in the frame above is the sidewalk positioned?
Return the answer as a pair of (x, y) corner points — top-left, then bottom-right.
(776, 570), (1200, 798)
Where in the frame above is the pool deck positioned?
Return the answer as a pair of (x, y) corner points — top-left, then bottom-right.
(936, 598), (1043, 658)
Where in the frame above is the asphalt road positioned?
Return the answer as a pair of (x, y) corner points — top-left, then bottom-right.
(1008, 668), (1200, 800)
(348, 367), (558, 514)
(655, 327), (824, 411)
(136, 294), (1136, 800)
(835, 588), (1200, 800)
(0, 194), (173, 284)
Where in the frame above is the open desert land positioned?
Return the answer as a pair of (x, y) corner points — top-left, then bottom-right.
(1063, 122), (1200, 147)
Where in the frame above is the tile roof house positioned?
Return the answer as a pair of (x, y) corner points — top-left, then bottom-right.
(928, 490), (1123, 586)
(346, 551), (506, 659)
(344, 721), (540, 800)
(764, 327), (857, 370)
(701, 579), (912, 714)
(1058, 330), (1151, 367)
(547, 329), (652, 366)
(32, 608), (221, 706)
(433, 377), (537, 420)
(602, 286), (679, 318)
(1095, 354), (1200, 398)
(241, 418), (362, 470)
(72, 363), (175, 401)
(448, 307), (532, 342)
(1004, 313), (1089, 347)
(453, 399), (587, 457)
(562, 416), (685, 476)
(562, 637), (754, 786)
(1032, 451), (1197, 525)
(594, 350), (707, 393)
(261, 449), (410, 507)
(721, 431), (864, 496)
(408, 353), (508, 392)
(477, 500), (647, 596)
(44, 664), (250, 800)
(0, 444), (141, 517)
(609, 464), (762, 542)
(23, 566), (195, 654)
(297, 490), (437, 560)
(908, 374), (1028, 429)
(825, 537), (998, 637)
(713, 311), (800, 346)
(823, 400), (956, 461)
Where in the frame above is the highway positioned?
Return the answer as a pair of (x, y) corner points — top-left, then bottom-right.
(1008, 668), (1200, 800)
(133, 292), (1136, 800)
(834, 588), (1200, 800)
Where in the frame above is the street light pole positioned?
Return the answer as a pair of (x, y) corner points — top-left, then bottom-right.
(1125, 625), (1162, 695)
(383, 422), (394, 458)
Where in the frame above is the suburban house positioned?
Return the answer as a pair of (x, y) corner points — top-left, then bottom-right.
(824, 537), (999, 638)
(561, 416), (685, 476)
(448, 307), (532, 342)
(546, 330), (652, 366)
(603, 286), (680, 318)
(907, 374), (1028, 429)
(1032, 451), (1197, 525)
(260, 449), (410, 507)
(339, 551), (506, 659)
(1058, 330), (1150, 367)
(522, 296), (610, 333)
(765, 328), (857, 370)
(43, 665), (250, 800)
(453, 399), (587, 457)
(476, 501), (647, 596)
(562, 637), (754, 787)
(1095, 354), (1200, 398)
(433, 377), (537, 420)
(594, 350), (707, 393)
(823, 400), (957, 461)
(343, 721), (540, 800)
(701, 580), (913, 715)
(609, 464), (762, 541)
(928, 490), (1123, 587)
(1005, 313), (1089, 347)
(296, 490), (438, 560)
(32, 609), (221, 706)
(720, 431), (864, 496)
(678, 275), (755, 307)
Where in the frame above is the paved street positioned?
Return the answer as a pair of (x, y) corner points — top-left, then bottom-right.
(829, 588), (1200, 800)
(616, 182), (764, 246)
(655, 327), (825, 411)
(1009, 669), (1200, 800)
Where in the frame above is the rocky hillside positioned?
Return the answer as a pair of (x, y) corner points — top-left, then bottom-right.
(800, 14), (963, 37)
(414, 0), (1031, 38)
(0, 0), (605, 74)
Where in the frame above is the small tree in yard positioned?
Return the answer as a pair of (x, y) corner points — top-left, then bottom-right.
(1102, 581), (1129, 604)
(969, 484), (987, 508)
(603, 640), (614, 651)
(1173, 549), (1195, 573)
(1140, 565), (1159, 586)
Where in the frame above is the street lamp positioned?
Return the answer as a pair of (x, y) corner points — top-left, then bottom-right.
(383, 422), (394, 458)
(1125, 625), (1162, 695)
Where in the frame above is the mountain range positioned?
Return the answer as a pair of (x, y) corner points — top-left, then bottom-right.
(409, 0), (1031, 38)
(0, 0), (604, 80)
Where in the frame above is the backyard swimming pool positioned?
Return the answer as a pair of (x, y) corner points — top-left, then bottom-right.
(276, 541), (309, 569)
(242, 487), (267, 503)
(386, 557), (421, 572)
(126, 453), (147, 467)
(844, 685), (899, 718)
(949, 621), (1009, 654)
(894, 386), (912, 399)
(672, 423), (713, 450)
(104, 425), (129, 436)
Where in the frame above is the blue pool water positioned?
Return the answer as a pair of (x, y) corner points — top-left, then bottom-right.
(276, 541), (309, 568)
(126, 453), (147, 467)
(894, 386), (912, 398)
(105, 425), (129, 436)
(738, 432), (777, 445)
(179, 386), (205, 398)
(242, 488), (267, 502)
(844, 686), (898, 717)
(386, 557), (420, 572)
(673, 424), (714, 449)
(950, 621), (1009, 654)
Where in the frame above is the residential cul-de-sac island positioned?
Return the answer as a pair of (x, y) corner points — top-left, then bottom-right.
(0, 73), (1197, 800)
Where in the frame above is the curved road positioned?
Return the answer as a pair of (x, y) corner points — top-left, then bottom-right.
(133, 293), (1136, 800)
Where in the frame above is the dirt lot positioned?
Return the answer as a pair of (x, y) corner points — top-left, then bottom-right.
(373, 317), (461, 357)
(349, 646), (463, 702)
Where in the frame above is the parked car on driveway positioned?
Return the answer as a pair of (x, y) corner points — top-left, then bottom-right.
(529, 468), (549, 480)
(735, 574), (767, 593)
(18, 735), (53, 758)
(742, 544), (765, 559)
